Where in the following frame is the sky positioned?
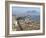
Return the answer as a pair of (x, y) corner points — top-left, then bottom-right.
(12, 7), (40, 16)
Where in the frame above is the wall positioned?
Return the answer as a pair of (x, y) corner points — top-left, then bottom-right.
(0, 0), (46, 38)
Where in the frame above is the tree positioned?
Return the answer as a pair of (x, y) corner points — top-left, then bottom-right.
(16, 17), (23, 30)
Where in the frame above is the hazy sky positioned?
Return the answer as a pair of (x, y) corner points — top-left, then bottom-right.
(12, 7), (40, 16)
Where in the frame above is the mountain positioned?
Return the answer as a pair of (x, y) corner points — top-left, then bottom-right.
(12, 10), (40, 16)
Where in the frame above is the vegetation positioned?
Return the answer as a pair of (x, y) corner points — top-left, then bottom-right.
(12, 15), (40, 31)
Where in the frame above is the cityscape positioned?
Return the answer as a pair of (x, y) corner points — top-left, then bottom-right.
(12, 7), (40, 31)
